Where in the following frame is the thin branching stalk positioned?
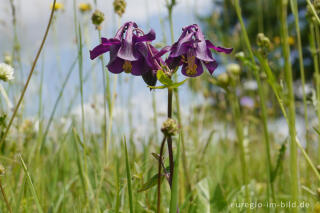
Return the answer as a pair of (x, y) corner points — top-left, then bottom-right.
(0, 0), (57, 148)
(280, 0), (299, 209)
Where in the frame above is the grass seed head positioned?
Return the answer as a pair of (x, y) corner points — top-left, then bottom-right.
(113, 0), (127, 17)
(91, 10), (105, 27)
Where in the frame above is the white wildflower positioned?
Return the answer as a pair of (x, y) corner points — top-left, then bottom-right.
(0, 63), (14, 82)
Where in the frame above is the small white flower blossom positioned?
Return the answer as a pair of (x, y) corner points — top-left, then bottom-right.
(0, 63), (14, 82)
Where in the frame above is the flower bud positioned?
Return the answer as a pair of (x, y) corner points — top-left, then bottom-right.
(91, 10), (105, 27)
(113, 0), (127, 17)
(226, 63), (241, 75)
(257, 33), (271, 56)
(161, 118), (178, 136)
(0, 63), (14, 82)
(217, 72), (229, 86)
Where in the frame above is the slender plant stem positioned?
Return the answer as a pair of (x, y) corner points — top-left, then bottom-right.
(228, 89), (249, 205)
(157, 136), (167, 213)
(0, 179), (12, 213)
(280, 0), (299, 209)
(311, 23), (320, 162)
(78, 25), (86, 144)
(98, 30), (108, 161)
(234, 0), (275, 204)
(290, 0), (309, 152)
(167, 88), (174, 186)
(167, 2), (191, 193)
(0, 0), (57, 148)
(19, 154), (44, 213)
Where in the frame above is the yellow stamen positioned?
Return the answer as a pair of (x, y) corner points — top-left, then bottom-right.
(123, 60), (132, 73)
(186, 56), (197, 76)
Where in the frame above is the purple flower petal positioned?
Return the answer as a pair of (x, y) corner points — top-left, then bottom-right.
(117, 22), (139, 61)
(166, 56), (183, 69)
(169, 32), (195, 58)
(131, 58), (148, 76)
(89, 38), (120, 60)
(206, 40), (233, 54)
(107, 57), (124, 74)
(153, 46), (170, 59)
(181, 58), (203, 77)
(134, 29), (156, 42)
(115, 21), (138, 40)
(203, 60), (218, 75)
(142, 70), (157, 86)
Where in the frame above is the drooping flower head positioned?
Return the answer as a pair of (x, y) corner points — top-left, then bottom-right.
(90, 21), (162, 85)
(166, 24), (233, 77)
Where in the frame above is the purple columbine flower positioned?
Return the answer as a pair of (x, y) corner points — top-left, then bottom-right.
(90, 22), (160, 83)
(166, 24), (233, 77)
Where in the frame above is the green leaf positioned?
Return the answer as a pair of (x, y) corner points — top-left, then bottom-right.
(212, 183), (227, 211)
(148, 79), (188, 90)
(156, 69), (173, 85)
(138, 173), (163, 192)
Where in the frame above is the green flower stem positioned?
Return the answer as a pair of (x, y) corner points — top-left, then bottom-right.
(290, 0), (309, 152)
(234, 0), (275, 204)
(0, 179), (12, 213)
(257, 52), (320, 189)
(167, 88), (174, 186)
(280, 0), (299, 209)
(167, 1), (192, 193)
(98, 29), (108, 162)
(157, 136), (167, 213)
(310, 23), (320, 162)
(227, 87), (249, 205)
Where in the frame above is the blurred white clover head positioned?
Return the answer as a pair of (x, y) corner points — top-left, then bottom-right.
(0, 63), (14, 82)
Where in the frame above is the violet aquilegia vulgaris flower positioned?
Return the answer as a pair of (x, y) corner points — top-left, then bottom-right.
(165, 24), (233, 77)
(89, 21), (162, 86)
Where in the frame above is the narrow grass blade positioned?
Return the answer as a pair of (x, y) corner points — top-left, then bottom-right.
(124, 137), (134, 213)
(18, 154), (44, 213)
(169, 135), (180, 213)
